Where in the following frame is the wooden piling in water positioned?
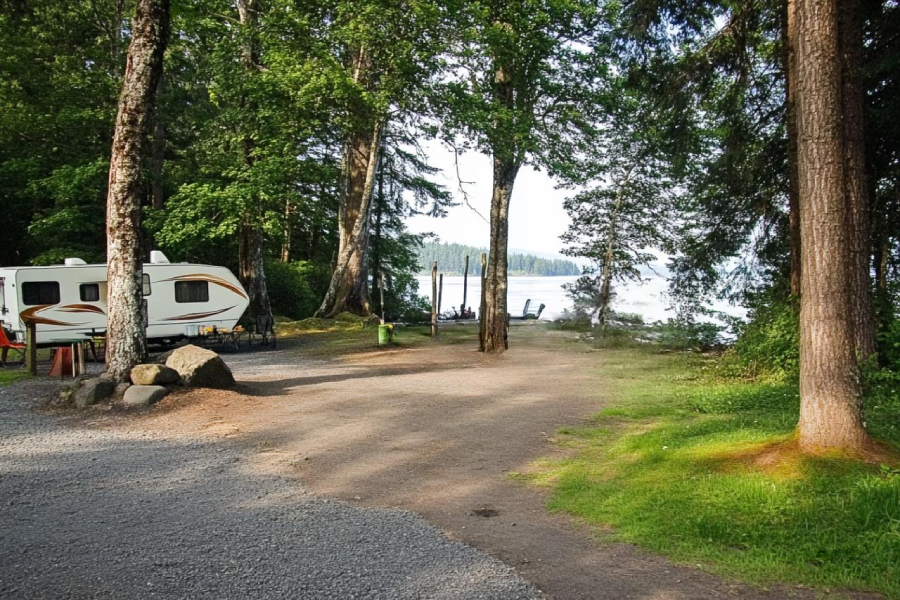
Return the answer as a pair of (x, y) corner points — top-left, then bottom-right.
(462, 255), (469, 314)
(431, 261), (438, 337)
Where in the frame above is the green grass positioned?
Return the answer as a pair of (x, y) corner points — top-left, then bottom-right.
(527, 349), (900, 598)
(0, 368), (27, 385)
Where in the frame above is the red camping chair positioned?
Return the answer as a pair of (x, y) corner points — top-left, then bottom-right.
(0, 326), (26, 366)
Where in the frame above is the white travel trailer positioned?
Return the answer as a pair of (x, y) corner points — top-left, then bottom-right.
(0, 251), (249, 345)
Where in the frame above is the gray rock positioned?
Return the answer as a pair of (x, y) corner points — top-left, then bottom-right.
(122, 385), (168, 407)
(114, 382), (131, 397)
(154, 349), (175, 365)
(73, 377), (115, 409)
(165, 345), (235, 389)
(130, 363), (180, 386)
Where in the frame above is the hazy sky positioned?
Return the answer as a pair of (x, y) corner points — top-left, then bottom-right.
(405, 141), (574, 258)
(405, 141), (747, 322)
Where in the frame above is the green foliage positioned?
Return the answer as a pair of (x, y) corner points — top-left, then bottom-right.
(731, 298), (800, 381)
(437, 0), (611, 174)
(529, 349), (900, 598)
(264, 260), (322, 320)
(878, 317), (900, 372)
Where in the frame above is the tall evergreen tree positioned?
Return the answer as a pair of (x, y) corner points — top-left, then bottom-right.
(315, 0), (453, 318)
(794, 0), (872, 451)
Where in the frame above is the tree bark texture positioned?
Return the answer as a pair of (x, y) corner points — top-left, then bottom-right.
(316, 120), (383, 318)
(783, 0), (802, 297)
(479, 252), (487, 351)
(105, 0), (170, 382)
(236, 0), (271, 321)
(794, 0), (870, 452)
(370, 164), (385, 317)
(150, 76), (166, 212)
(482, 158), (518, 353)
(238, 216), (272, 319)
(837, 0), (876, 358)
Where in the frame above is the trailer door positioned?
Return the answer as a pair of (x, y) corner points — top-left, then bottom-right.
(0, 277), (7, 319)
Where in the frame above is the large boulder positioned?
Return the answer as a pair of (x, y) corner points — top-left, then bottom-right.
(165, 345), (235, 389)
(130, 364), (180, 386)
(123, 385), (168, 407)
(73, 376), (116, 409)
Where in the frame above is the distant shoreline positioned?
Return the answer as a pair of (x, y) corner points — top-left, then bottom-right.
(415, 272), (578, 278)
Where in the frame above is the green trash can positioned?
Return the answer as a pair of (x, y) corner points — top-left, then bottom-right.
(378, 323), (394, 346)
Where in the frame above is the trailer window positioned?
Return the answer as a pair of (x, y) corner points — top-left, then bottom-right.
(175, 281), (209, 303)
(79, 284), (100, 302)
(22, 281), (60, 305)
(142, 273), (151, 297)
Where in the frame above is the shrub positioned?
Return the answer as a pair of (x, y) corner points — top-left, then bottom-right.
(379, 272), (430, 322)
(264, 260), (321, 319)
(649, 317), (726, 351)
(731, 298), (800, 380)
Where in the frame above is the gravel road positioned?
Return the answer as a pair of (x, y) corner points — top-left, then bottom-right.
(0, 377), (541, 599)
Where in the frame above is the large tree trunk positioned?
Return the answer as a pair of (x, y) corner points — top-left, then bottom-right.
(783, 0), (802, 297)
(794, 0), (871, 452)
(370, 160), (385, 317)
(239, 217), (272, 319)
(105, 0), (170, 382)
(150, 76), (166, 212)
(838, 0), (876, 358)
(236, 0), (271, 321)
(481, 158), (518, 353)
(316, 120), (383, 318)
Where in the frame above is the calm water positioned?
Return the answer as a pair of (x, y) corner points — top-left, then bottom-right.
(415, 275), (746, 323)
(415, 275), (576, 320)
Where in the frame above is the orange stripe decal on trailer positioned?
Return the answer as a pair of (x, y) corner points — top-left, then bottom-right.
(19, 305), (87, 327)
(162, 306), (236, 321)
(58, 304), (106, 314)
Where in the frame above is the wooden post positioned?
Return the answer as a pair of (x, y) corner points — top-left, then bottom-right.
(438, 273), (444, 316)
(462, 255), (469, 314)
(479, 253), (487, 350)
(431, 261), (438, 337)
(25, 320), (37, 376)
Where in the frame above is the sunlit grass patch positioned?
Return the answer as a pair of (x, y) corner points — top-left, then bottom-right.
(0, 369), (27, 386)
(279, 320), (480, 358)
(534, 348), (900, 598)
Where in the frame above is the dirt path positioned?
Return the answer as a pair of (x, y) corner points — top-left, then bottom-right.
(136, 325), (818, 599)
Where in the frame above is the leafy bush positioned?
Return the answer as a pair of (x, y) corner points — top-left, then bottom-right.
(650, 317), (725, 351)
(877, 317), (900, 372)
(380, 272), (431, 322)
(264, 260), (322, 319)
(731, 298), (800, 380)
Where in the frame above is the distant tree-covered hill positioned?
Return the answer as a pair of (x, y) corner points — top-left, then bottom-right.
(417, 242), (580, 276)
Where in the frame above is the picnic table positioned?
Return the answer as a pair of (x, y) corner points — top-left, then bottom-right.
(191, 327), (246, 352)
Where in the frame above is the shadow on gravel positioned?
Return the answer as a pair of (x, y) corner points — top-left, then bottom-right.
(0, 418), (539, 599)
(241, 361), (465, 397)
